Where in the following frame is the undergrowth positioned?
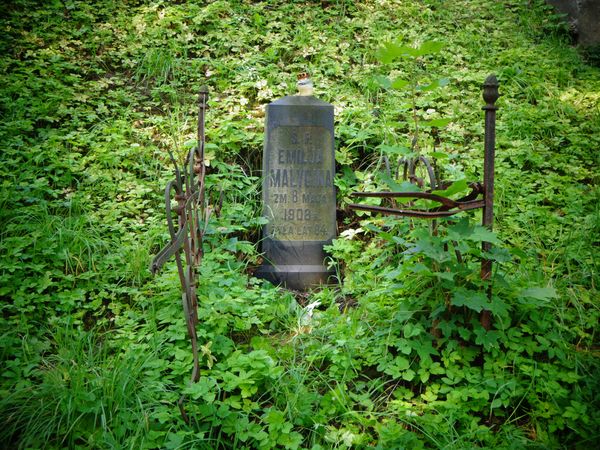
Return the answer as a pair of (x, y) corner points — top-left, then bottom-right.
(0, 0), (598, 448)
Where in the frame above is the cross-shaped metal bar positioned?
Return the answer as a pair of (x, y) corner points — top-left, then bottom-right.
(151, 86), (211, 423)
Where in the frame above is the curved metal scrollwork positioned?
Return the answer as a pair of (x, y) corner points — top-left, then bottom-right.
(349, 75), (499, 330)
(151, 86), (212, 423)
(404, 155), (438, 191)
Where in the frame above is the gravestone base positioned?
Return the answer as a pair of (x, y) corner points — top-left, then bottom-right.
(255, 264), (336, 291)
(256, 238), (336, 290)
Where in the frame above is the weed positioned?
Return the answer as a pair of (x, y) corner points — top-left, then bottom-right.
(0, 0), (598, 448)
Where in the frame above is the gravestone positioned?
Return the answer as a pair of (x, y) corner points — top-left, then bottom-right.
(256, 75), (336, 290)
(547, 0), (600, 47)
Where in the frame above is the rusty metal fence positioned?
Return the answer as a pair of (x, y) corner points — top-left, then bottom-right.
(348, 75), (500, 329)
(151, 87), (211, 422)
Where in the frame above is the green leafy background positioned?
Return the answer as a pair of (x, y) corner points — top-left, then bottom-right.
(0, 0), (598, 448)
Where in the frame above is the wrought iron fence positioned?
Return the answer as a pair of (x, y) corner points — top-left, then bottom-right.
(151, 86), (212, 423)
(348, 74), (500, 329)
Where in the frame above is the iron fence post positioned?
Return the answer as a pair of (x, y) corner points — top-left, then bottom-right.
(480, 74), (499, 330)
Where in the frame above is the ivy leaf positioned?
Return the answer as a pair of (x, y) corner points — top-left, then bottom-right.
(378, 144), (412, 156)
(373, 75), (391, 89)
(487, 296), (510, 319)
(447, 216), (472, 237)
(391, 78), (409, 89)
(448, 220), (500, 244)
(434, 271), (455, 281)
(403, 322), (424, 338)
(183, 377), (217, 402)
(417, 78), (450, 92)
(432, 179), (469, 198)
(413, 231), (450, 262)
(379, 173), (421, 194)
(411, 336), (438, 362)
(395, 338), (412, 355)
(474, 328), (500, 349)
(430, 151), (449, 159)
(264, 408), (286, 429)
(469, 226), (501, 244)
(451, 288), (489, 312)
(485, 246), (512, 263)
(375, 42), (418, 63)
(415, 41), (444, 56)
(510, 247), (528, 259)
(224, 237), (239, 252)
(412, 263), (433, 276)
(375, 43), (402, 63)
(164, 433), (185, 450)
(402, 369), (416, 381)
(393, 356), (410, 371)
(458, 327), (472, 341)
(519, 287), (558, 301)
(421, 118), (452, 128)
(380, 355), (410, 378)
(437, 320), (456, 337)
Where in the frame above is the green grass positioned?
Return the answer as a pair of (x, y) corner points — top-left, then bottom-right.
(0, 323), (167, 449)
(0, 0), (599, 448)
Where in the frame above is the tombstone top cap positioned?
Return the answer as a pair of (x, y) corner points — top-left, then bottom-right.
(269, 95), (331, 107)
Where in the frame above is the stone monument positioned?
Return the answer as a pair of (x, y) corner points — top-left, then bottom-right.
(547, 0), (600, 48)
(256, 74), (336, 290)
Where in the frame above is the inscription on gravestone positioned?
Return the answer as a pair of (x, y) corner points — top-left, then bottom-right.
(256, 76), (336, 290)
(266, 127), (333, 241)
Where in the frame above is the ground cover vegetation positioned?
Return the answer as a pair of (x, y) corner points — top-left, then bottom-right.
(1, 0), (598, 448)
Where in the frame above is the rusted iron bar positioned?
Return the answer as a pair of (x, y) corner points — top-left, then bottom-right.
(151, 86), (210, 423)
(351, 182), (484, 210)
(349, 182), (485, 215)
(347, 200), (485, 218)
(480, 74), (500, 330)
(405, 155), (438, 190)
(352, 191), (459, 208)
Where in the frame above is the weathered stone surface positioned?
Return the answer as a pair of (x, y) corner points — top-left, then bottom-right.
(578, 0), (600, 46)
(547, 0), (600, 46)
(256, 95), (336, 290)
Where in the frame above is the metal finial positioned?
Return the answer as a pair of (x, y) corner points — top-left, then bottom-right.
(199, 85), (209, 105)
(482, 74), (499, 107)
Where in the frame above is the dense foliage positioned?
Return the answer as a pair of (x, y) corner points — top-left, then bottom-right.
(1, 0), (598, 448)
